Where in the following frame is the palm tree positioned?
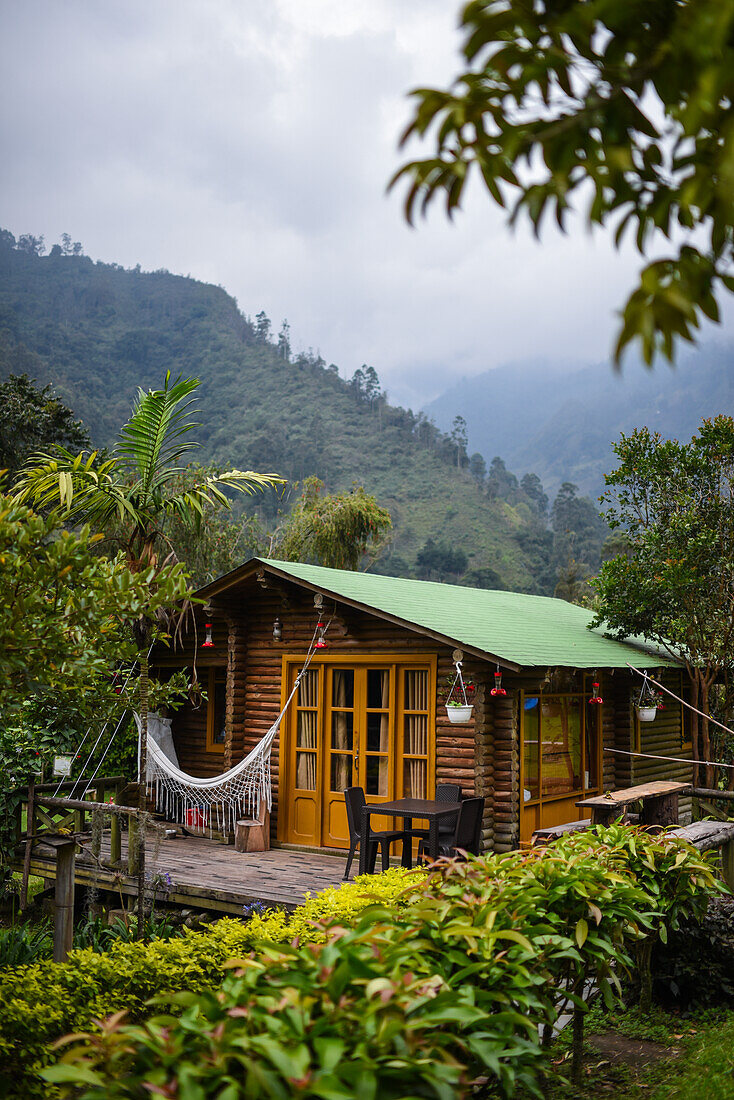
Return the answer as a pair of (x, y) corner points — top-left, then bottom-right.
(15, 372), (282, 807)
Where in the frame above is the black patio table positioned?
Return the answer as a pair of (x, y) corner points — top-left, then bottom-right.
(358, 797), (461, 874)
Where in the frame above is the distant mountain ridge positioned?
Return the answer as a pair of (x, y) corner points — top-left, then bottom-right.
(0, 229), (570, 594)
(424, 346), (734, 497)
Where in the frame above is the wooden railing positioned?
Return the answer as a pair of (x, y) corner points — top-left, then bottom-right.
(14, 776), (155, 961)
(15, 775), (135, 874)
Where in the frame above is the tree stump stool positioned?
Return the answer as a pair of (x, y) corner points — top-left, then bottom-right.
(235, 801), (270, 853)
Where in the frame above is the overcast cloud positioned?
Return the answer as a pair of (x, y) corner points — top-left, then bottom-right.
(2, 0), (732, 407)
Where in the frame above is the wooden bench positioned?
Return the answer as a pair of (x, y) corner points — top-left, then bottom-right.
(576, 781), (690, 827)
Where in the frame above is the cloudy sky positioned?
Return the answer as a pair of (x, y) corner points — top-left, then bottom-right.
(2, 0), (732, 406)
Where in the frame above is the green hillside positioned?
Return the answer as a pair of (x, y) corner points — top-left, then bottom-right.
(0, 230), (592, 593)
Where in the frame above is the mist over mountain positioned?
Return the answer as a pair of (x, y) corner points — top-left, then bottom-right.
(424, 346), (734, 498)
(0, 228), (599, 596)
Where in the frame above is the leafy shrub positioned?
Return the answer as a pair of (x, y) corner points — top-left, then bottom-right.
(72, 914), (183, 953)
(0, 868), (419, 1097)
(43, 833), (712, 1099)
(2, 832), (724, 1099)
(0, 920), (53, 967)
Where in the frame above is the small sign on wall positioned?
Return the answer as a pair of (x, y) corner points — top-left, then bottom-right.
(52, 755), (73, 778)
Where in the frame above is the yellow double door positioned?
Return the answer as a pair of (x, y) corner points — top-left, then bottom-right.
(280, 658), (434, 849)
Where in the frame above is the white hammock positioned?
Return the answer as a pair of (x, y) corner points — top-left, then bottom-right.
(137, 626), (322, 835)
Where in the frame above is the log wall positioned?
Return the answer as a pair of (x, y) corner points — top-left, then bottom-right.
(156, 579), (497, 849)
(152, 570), (692, 847)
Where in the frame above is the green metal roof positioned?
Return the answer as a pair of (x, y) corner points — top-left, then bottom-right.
(227, 559), (678, 670)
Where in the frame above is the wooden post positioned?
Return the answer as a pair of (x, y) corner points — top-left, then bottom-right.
(721, 840), (734, 893)
(136, 815), (146, 940)
(19, 778), (35, 911)
(110, 812), (122, 865)
(590, 803), (623, 826)
(642, 792), (679, 827)
(128, 815), (139, 875)
(53, 840), (76, 962)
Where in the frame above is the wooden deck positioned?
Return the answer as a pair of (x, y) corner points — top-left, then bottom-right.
(21, 833), (353, 915)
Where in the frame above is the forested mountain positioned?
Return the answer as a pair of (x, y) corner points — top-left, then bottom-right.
(424, 344), (734, 499)
(0, 229), (607, 594)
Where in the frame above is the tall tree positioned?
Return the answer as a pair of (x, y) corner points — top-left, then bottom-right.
(276, 476), (392, 571)
(450, 414), (469, 468)
(469, 451), (487, 488)
(277, 320), (291, 361)
(392, 0), (734, 365)
(0, 490), (188, 884)
(254, 311), (272, 343)
(363, 365), (381, 409)
(16, 234), (45, 256)
(521, 473), (549, 518)
(0, 374), (90, 482)
(592, 418), (734, 786)
(486, 456), (518, 502)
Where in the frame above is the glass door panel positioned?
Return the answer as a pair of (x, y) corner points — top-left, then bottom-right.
(520, 691), (601, 844)
(364, 669), (390, 796)
(322, 668), (357, 848)
(289, 667), (322, 844)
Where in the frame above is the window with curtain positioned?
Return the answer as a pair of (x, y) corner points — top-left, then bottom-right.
(295, 668), (319, 791)
(330, 669), (354, 793)
(365, 668), (390, 795)
(403, 668), (429, 798)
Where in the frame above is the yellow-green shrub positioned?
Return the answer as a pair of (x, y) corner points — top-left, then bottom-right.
(0, 868), (421, 1098)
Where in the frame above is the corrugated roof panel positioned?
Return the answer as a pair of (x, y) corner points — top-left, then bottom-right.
(254, 559), (678, 669)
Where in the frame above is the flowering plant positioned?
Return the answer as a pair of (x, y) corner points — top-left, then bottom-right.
(438, 676), (476, 706)
(636, 685), (665, 710)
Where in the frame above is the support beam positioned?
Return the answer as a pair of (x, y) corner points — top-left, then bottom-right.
(53, 840), (76, 962)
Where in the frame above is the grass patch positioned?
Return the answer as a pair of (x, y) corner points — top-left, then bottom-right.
(535, 1006), (734, 1098)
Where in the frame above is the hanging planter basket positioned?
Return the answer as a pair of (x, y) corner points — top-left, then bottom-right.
(445, 704), (473, 725)
(637, 706), (657, 723)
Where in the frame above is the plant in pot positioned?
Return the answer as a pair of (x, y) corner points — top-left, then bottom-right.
(439, 675), (476, 724)
(636, 682), (664, 722)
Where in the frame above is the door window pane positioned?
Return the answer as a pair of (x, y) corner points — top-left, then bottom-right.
(404, 669), (428, 711)
(404, 713), (427, 757)
(298, 669), (319, 708)
(403, 759), (427, 799)
(297, 711), (318, 749)
(367, 669), (389, 709)
(366, 712), (389, 752)
(366, 755), (389, 796)
(332, 669), (354, 708)
(331, 712), (353, 751)
(540, 699), (581, 798)
(523, 698), (540, 801)
(296, 752), (317, 791)
(330, 753), (353, 793)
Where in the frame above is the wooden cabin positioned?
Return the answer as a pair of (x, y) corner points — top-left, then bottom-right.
(152, 558), (690, 851)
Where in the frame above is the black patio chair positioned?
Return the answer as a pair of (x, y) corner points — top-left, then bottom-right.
(417, 796), (485, 863)
(407, 782), (462, 844)
(343, 786), (405, 880)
